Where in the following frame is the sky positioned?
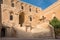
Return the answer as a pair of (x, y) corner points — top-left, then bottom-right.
(20, 0), (57, 10)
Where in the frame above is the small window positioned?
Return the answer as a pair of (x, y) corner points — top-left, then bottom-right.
(11, 0), (14, 7)
(36, 8), (38, 13)
(21, 6), (24, 10)
(30, 16), (32, 21)
(11, 3), (14, 7)
(29, 8), (31, 12)
(10, 15), (13, 20)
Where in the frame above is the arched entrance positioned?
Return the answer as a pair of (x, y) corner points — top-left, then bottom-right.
(19, 12), (25, 27)
(1, 27), (6, 37)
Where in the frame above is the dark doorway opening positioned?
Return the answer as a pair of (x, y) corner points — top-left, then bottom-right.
(1, 27), (6, 37)
(19, 12), (25, 27)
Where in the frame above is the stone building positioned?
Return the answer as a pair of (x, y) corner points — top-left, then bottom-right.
(0, 0), (60, 38)
(0, 0), (45, 38)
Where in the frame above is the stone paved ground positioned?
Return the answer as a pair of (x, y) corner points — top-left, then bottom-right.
(1, 38), (60, 40)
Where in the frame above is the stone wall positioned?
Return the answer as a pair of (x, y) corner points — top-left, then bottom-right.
(43, 0), (60, 20)
(1, 0), (43, 28)
(0, 0), (58, 38)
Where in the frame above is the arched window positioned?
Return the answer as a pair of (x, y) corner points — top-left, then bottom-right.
(21, 6), (24, 10)
(11, 0), (14, 7)
(36, 8), (38, 13)
(12, 3), (14, 7)
(29, 8), (31, 12)
(10, 15), (13, 20)
(10, 12), (13, 20)
(29, 16), (32, 21)
(29, 6), (31, 12)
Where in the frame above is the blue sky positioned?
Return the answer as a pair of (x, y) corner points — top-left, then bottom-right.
(20, 0), (57, 10)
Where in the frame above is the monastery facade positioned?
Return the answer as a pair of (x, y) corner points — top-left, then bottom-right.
(0, 0), (60, 38)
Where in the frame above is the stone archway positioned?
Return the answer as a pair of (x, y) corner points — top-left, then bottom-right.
(19, 12), (25, 27)
(1, 27), (6, 37)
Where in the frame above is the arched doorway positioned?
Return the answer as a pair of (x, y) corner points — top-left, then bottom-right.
(1, 27), (6, 37)
(19, 12), (25, 27)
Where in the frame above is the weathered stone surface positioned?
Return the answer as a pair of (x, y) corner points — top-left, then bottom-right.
(0, 0), (60, 39)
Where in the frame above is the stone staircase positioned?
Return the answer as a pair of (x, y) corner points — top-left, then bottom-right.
(11, 20), (55, 38)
